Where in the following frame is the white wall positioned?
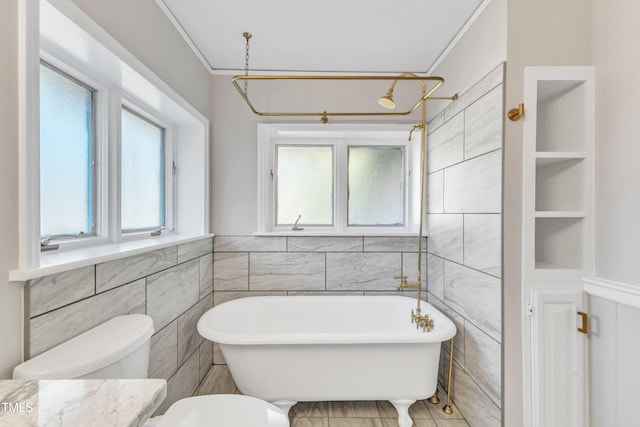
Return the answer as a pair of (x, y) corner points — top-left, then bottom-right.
(589, 1), (640, 425)
(210, 75), (261, 234)
(588, 295), (640, 426)
(503, 1), (592, 425)
(428, 0), (506, 120)
(591, 0), (640, 286)
(0, 0), (24, 379)
(70, 0), (211, 118)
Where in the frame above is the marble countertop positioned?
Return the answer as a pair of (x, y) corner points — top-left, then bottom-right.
(0, 379), (166, 427)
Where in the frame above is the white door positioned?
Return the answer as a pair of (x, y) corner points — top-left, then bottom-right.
(529, 288), (587, 427)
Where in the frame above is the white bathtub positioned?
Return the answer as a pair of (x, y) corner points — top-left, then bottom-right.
(197, 295), (456, 427)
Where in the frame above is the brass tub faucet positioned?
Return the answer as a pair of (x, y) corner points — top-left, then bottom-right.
(394, 275), (419, 291)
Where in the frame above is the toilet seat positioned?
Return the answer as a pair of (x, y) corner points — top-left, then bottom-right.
(154, 394), (289, 427)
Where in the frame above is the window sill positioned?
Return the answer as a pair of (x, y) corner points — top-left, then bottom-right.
(10, 233), (214, 282)
(253, 231), (426, 237)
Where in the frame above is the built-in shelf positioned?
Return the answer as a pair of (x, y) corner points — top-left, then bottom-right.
(536, 80), (586, 153)
(523, 66), (594, 278)
(535, 157), (584, 212)
(523, 66), (594, 427)
(534, 217), (584, 270)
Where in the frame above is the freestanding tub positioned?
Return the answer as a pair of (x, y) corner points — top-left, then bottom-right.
(197, 295), (456, 427)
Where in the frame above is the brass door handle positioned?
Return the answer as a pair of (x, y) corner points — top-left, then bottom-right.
(577, 311), (588, 334)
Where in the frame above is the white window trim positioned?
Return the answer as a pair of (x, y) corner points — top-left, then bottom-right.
(13, 0), (210, 276)
(257, 123), (422, 235)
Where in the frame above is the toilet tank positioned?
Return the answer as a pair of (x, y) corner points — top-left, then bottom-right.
(13, 314), (154, 380)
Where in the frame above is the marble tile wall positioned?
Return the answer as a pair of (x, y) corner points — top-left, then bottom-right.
(212, 235), (427, 363)
(212, 236), (426, 296)
(26, 237), (214, 415)
(427, 62), (504, 427)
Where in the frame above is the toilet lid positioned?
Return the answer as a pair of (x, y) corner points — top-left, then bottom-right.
(156, 394), (289, 427)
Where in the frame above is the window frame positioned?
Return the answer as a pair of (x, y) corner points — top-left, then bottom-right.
(257, 123), (422, 235)
(37, 42), (177, 250)
(119, 102), (175, 236)
(39, 59), (98, 241)
(39, 53), (110, 247)
(15, 0), (209, 274)
(346, 144), (406, 228)
(275, 143), (336, 228)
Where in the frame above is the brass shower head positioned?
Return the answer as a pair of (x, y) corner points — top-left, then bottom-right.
(377, 89), (396, 109)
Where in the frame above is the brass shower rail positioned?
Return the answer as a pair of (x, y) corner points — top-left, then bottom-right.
(231, 74), (455, 120)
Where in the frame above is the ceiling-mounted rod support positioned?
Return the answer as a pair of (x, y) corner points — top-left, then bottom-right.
(242, 32), (252, 96)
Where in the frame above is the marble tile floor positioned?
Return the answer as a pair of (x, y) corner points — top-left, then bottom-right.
(193, 365), (470, 427)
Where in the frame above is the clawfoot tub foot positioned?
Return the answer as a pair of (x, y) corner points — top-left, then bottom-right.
(271, 400), (297, 417)
(390, 399), (415, 427)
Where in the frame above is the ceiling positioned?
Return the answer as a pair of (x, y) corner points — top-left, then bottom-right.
(156, 0), (489, 75)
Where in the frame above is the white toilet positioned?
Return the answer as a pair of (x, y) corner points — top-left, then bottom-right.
(13, 314), (289, 427)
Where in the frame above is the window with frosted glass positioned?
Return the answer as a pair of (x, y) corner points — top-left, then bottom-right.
(348, 146), (404, 226)
(121, 108), (165, 231)
(276, 145), (333, 226)
(40, 62), (95, 238)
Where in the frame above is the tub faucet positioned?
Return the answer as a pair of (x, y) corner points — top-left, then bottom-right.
(412, 307), (434, 332)
(394, 275), (419, 291)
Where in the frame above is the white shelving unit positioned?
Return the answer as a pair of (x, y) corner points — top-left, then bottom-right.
(522, 66), (594, 427)
(523, 67), (594, 281)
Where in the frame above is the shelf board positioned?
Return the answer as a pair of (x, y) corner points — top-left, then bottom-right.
(535, 259), (582, 271)
(535, 152), (586, 166)
(536, 151), (586, 157)
(535, 211), (585, 218)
